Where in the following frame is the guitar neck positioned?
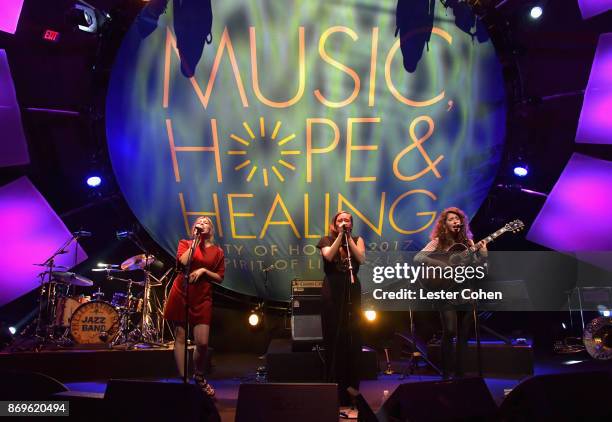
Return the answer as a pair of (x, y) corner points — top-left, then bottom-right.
(468, 227), (508, 253)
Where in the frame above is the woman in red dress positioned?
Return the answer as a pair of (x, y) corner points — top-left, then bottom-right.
(164, 216), (225, 396)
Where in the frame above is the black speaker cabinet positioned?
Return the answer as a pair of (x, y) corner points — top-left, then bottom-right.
(236, 383), (338, 422)
(378, 377), (497, 422)
(104, 379), (220, 422)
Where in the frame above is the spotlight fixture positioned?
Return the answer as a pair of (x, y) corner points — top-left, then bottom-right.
(86, 175), (102, 187)
(8, 327), (16, 335)
(0, 323), (14, 348)
(513, 166), (528, 177)
(513, 159), (529, 177)
(248, 312), (260, 327)
(364, 309), (377, 322)
(248, 303), (264, 327)
(530, 6), (543, 20)
(67, 1), (111, 34)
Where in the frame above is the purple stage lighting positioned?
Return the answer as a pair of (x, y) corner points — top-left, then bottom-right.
(576, 33), (612, 145)
(0, 177), (87, 307)
(578, 0), (612, 19)
(0, 0), (24, 34)
(0, 49), (29, 167)
(86, 176), (102, 187)
(527, 153), (612, 257)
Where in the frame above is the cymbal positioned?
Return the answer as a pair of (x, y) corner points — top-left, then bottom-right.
(51, 271), (94, 287)
(121, 254), (156, 271)
(91, 268), (125, 272)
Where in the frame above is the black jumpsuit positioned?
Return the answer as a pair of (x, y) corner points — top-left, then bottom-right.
(317, 235), (362, 406)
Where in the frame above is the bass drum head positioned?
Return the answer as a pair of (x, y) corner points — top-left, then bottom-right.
(70, 301), (119, 344)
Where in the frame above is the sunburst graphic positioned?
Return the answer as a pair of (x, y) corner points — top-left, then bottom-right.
(226, 117), (300, 187)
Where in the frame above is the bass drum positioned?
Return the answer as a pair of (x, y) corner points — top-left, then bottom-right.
(70, 301), (119, 344)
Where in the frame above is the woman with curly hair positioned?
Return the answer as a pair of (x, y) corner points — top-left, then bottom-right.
(415, 207), (487, 378)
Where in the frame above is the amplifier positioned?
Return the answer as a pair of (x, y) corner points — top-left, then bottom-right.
(291, 279), (323, 297)
(291, 280), (323, 350)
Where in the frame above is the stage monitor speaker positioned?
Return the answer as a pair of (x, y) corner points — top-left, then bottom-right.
(0, 370), (68, 400)
(347, 387), (378, 422)
(291, 284), (323, 351)
(378, 377), (497, 422)
(235, 383), (338, 422)
(498, 370), (612, 421)
(104, 379), (220, 422)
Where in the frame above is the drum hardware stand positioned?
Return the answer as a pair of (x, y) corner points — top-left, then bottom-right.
(123, 269), (166, 348)
(160, 268), (176, 343)
(116, 231), (167, 349)
(153, 268), (174, 343)
(28, 232), (84, 350)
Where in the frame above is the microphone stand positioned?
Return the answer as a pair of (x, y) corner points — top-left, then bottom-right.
(182, 230), (201, 384)
(343, 230), (355, 285)
(342, 229), (358, 408)
(34, 233), (80, 342)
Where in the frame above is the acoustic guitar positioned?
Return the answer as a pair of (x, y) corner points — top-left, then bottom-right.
(418, 219), (525, 293)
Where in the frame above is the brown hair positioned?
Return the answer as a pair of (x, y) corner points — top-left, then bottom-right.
(329, 211), (353, 238)
(430, 207), (472, 251)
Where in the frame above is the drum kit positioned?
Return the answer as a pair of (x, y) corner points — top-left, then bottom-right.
(32, 253), (173, 349)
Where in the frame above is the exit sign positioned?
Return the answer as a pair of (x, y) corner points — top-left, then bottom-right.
(43, 29), (60, 42)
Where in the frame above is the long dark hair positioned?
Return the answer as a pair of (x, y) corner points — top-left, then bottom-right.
(430, 207), (472, 251)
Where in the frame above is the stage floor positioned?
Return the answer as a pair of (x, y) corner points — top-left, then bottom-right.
(2, 345), (610, 421)
(62, 351), (612, 421)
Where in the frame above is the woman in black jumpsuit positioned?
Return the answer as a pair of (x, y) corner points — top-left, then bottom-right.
(316, 211), (366, 406)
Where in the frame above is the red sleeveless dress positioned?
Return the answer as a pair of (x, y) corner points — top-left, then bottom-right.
(163, 239), (225, 325)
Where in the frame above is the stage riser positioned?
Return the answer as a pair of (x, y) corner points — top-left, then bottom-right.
(426, 343), (533, 377)
(0, 348), (195, 382)
(266, 339), (378, 382)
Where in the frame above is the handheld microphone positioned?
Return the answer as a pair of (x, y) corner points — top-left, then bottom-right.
(73, 230), (92, 237)
(194, 225), (204, 233)
(262, 264), (275, 272)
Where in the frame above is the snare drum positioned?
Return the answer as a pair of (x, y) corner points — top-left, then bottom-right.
(112, 293), (143, 313)
(54, 295), (90, 327)
(111, 292), (129, 308)
(70, 301), (119, 344)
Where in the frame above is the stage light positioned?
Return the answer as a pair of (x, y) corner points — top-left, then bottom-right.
(0, 324), (14, 347)
(248, 312), (260, 327)
(86, 175), (102, 187)
(530, 6), (543, 19)
(67, 1), (111, 34)
(562, 360), (584, 365)
(562, 322), (567, 329)
(8, 326), (16, 335)
(364, 309), (377, 322)
(513, 165), (528, 177)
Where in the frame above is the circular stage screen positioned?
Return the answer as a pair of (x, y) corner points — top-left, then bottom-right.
(106, 1), (506, 301)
